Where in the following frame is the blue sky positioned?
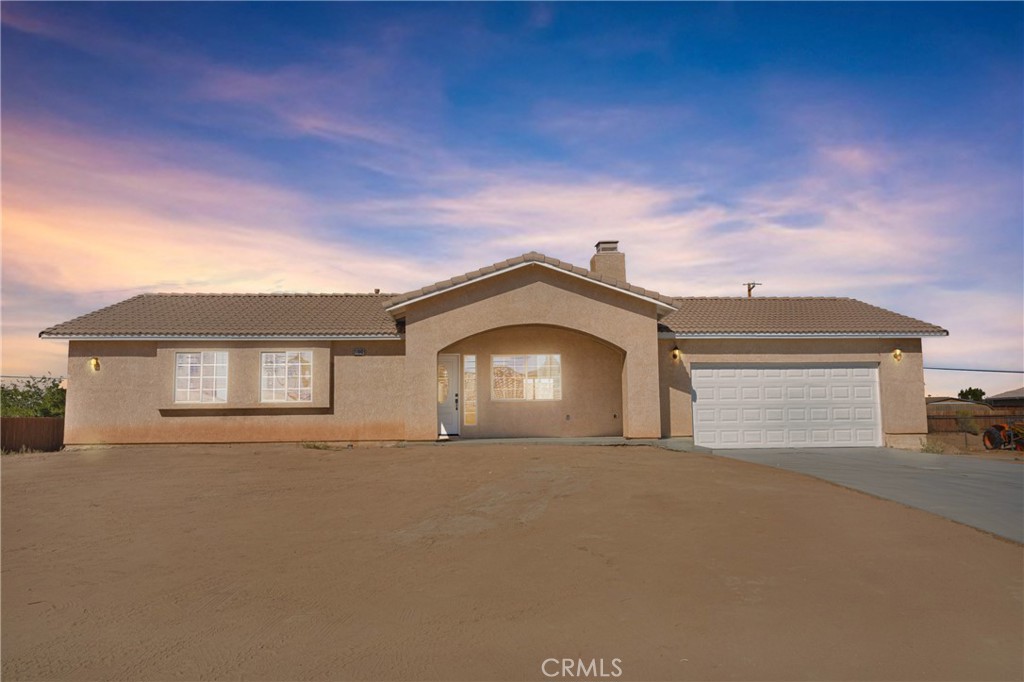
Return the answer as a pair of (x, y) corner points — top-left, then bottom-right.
(2, 2), (1022, 397)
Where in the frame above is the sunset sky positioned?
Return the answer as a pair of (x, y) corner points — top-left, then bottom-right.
(2, 2), (1021, 397)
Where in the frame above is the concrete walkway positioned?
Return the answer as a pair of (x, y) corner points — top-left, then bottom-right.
(707, 447), (1024, 543)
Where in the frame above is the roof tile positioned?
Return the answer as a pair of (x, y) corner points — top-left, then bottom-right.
(661, 297), (947, 336)
(40, 260), (948, 339)
(41, 293), (400, 338)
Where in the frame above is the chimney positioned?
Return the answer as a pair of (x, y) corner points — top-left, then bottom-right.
(590, 241), (626, 282)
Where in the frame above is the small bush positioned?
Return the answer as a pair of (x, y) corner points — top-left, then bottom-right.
(301, 441), (334, 450)
(955, 410), (980, 435)
(1, 376), (65, 417)
(921, 438), (945, 454)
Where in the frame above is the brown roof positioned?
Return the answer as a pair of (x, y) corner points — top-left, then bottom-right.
(661, 297), (947, 336)
(385, 251), (679, 310)
(40, 259), (947, 340)
(40, 293), (401, 338)
(988, 387), (1024, 401)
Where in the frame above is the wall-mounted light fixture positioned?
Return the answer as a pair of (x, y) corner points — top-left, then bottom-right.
(671, 345), (682, 362)
(89, 357), (101, 371)
(892, 349), (903, 363)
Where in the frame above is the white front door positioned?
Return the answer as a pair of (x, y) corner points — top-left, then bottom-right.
(437, 354), (461, 437)
(691, 364), (882, 449)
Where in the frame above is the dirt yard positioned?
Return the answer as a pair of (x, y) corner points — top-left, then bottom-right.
(2, 443), (1021, 681)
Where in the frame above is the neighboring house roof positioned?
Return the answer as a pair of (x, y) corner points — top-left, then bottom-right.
(925, 397), (992, 414)
(660, 297), (948, 337)
(385, 251), (679, 313)
(39, 293), (401, 339)
(987, 387), (1024, 402)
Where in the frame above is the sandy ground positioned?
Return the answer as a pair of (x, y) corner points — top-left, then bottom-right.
(2, 443), (1021, 681)
(926, 431), (1024, 459)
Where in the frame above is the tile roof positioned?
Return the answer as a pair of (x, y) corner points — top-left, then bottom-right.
(385, 251), (679, 310)
(987, 387), (1024, 401)
(39, 261), (948, 340)
(40, 293), (401, 338)
(660, 297), (948, 336)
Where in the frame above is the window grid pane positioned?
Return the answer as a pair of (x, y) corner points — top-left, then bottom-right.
(491, 354), (561, 401)
(174, 352), (228, 403)
(261, 351), (313, 403)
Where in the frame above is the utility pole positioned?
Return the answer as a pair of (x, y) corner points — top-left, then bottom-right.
(743, 282), (763, 298)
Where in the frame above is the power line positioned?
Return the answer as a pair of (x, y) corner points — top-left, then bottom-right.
(924, 367), (1024, 374)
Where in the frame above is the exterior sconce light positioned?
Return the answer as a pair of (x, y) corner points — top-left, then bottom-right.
(89, 357), (101, 371)
(892, 349), (903, 363)
(671, 345), (682, 362)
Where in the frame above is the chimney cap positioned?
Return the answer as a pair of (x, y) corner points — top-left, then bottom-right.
(594, 240), (619, 253)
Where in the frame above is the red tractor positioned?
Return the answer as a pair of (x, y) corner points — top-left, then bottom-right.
(982, 422), (1024, 451)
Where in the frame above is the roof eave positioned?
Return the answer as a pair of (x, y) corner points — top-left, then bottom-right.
(658, 331), (949, 339)
(39, 333), (404, 341)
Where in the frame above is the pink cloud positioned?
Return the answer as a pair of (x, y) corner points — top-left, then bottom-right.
(0, 120), (432, 377)
(818, 144), (889, 175)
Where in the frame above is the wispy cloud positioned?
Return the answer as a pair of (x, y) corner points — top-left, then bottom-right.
(188, 60), (421, 149)
(2, 2), (1020, 399)
(2, 120), (433, 292)
(337, 130), (1021, 397)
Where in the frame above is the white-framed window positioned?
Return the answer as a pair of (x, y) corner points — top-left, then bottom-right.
(261, 351), (313, 403)
(464, 355), (478, 426)
(491, 354), (562, 401)
(175, 351), (228, 403)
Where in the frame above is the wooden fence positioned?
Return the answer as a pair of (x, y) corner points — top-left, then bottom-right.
(1, 417), (64, 452)
(927, 411), (1024, 434)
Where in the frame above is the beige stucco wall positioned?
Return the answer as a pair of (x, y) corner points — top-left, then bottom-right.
(58, 269), (932, 447)
(64, 339), (406, 444)
(399, 266), (663, 440)
(441, 325), (624, 438)
(658, 337), (927, 445)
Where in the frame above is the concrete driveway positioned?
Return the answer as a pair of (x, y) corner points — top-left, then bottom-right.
(709, 447), (1024, 543)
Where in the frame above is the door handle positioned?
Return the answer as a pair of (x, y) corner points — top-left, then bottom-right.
(455, 392), (459, 410)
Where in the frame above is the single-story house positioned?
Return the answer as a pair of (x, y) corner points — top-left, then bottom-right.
(41, 242), (947, 449)
(986, 387), (1024, 410)
(925, 397), (994, 416)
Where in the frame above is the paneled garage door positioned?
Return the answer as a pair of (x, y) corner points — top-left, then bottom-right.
(691, 365), (882, 449)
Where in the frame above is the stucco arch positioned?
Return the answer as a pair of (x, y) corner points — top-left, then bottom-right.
(439, 322), (627, 356)
(400, 266), (663, 440)
(439, 324), (626, 438)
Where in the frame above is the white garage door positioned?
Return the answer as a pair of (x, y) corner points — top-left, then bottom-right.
(692, 364), (882, 449)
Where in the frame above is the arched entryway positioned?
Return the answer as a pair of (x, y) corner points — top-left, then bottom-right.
(436, 325), (625, 438)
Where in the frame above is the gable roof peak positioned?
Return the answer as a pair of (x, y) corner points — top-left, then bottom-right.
(386, 250), (677, 312)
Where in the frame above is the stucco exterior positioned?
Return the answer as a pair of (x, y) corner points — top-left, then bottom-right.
(397, 266), (662, 440)
(50, 246), (943, 448)
(65, 340), (406, 444)
(658, 337), (927, 446)
(441, 326), (624, 438)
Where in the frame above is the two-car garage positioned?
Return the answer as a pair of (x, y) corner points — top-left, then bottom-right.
(691, 364), (882, 449)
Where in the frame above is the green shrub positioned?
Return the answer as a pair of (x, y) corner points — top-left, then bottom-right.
(0, 376), (65, 417)
(921, 438), (945, 454)
(955, 410), (980, 435)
